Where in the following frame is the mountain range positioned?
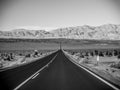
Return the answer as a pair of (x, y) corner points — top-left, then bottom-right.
(0, 24), (120, 40)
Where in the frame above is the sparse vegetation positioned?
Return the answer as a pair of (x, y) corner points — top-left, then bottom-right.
(0, 49), (55, 70)
(1, 38), (120, 86)
(65, 49), (120, 86)
(110, 62), (120, 69)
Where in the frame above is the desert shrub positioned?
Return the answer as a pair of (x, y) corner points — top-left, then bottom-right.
(117, 55), (120, 59)
(110, 62), (120, 69)
(19, 53), (23, 56)
(105, 51), (109, 56)
(71, 52), (75, 55)
(108, 52), (113, 57)
(0, 63), (3, 68)
(113, 50), (118, 56)
(90, 52), (94, 56)
(25, 54), (31, 58)
(99, 52), (104, 57)
(80, 55), (84, 58)
(94, 50), (98, 55)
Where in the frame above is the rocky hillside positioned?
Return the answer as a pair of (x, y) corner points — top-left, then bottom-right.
(0, 24), (120, 40)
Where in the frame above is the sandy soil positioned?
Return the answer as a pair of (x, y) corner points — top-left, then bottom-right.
(0, 51), (54, 70)
(65, 51), (120, 86)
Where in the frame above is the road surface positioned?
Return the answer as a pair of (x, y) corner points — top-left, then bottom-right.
(0, 50), (118, 90)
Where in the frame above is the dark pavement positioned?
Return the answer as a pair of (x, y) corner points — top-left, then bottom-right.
(0, 50), (116, 90)
(0, 51), (58, 90)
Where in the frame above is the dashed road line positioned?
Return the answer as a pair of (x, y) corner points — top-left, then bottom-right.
(13, 53), (58, 90)
(32, 73), (39, 79)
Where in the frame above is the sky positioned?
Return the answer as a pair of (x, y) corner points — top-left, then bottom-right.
(0, 0), (120, 31)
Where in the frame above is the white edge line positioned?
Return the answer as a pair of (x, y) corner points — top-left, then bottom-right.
(13, 53), (58, 90)
(63, 51), (119, 90)
(0, 50), (58, 72)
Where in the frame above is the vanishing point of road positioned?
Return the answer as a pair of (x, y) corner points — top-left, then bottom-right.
(0, 50), (119, 90)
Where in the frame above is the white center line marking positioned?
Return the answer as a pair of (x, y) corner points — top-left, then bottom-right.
(32, 73), (39, 79)
(13, 53), (58, 90)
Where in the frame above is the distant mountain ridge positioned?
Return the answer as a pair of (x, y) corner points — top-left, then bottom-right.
(0, 24), (120, 40)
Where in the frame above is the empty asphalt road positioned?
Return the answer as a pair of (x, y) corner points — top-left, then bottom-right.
(0, 50), (118, 90)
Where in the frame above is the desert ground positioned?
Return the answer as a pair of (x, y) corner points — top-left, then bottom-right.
(65, 48), (120, 87)
(0, 38), (120, 87)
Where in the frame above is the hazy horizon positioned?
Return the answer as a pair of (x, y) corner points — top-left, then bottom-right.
(0, 23), (120, 31)
(0, 0), (120, 31)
